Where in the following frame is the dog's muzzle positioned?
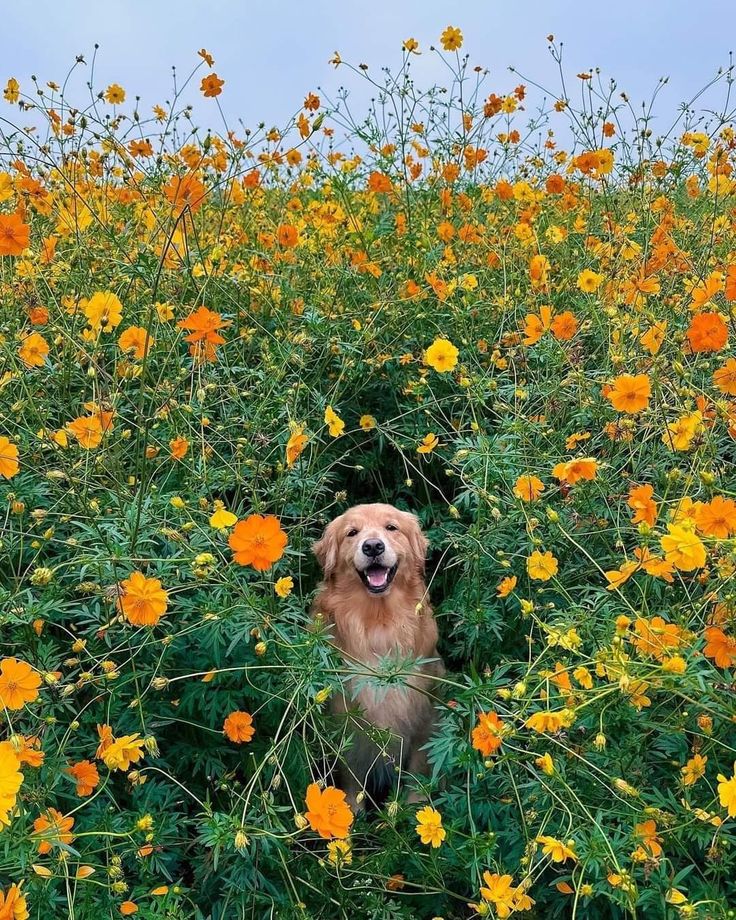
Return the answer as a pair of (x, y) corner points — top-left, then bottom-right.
(358, 560), (398, 593)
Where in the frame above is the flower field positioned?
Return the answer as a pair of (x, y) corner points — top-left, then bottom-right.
(3, 29), (736, 919)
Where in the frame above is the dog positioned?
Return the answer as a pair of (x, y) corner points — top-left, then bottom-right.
(312, 503), (444, 809)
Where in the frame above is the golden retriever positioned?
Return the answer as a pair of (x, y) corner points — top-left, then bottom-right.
(312, 503), (444, 809)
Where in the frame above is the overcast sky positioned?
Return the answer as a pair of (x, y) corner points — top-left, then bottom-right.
(2, 0), (735, 144)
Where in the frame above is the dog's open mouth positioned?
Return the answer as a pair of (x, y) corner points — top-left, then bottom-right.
(358, 562), (398, 594)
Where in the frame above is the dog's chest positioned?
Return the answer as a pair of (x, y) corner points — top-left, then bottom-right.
(339, 610), (414, 659)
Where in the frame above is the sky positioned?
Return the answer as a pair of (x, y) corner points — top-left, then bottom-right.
(2, 0), (736, 145)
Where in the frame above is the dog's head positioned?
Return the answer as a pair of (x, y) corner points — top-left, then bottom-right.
(313, 503), (428, 596)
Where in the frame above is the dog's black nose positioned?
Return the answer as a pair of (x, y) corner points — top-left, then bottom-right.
(362, 539), (385, 558)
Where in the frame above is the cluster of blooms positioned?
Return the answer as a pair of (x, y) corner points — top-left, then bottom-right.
(2, 26), (736, 920)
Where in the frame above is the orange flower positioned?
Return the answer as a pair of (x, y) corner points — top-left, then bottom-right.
(726, 263), (736, 301)
(66, 760), (100, 796)
(687, 312), (728, 353)
(33, 807), (74, 854)
(633, 616), (683, 660)
(18, 332), (49, 368)
(29, 306), (49, 325)
(641, 321), (667, 355)
(522, 304), (552, 345)
(713, 358), (736, 395)
(694, 496), (736, 538)
(223, 711), (255, 744)
(627, 484), (657, 526)
(118, 572), (168, 627)
(0, 436), (19, 479)
(164, 172), (206, 214)
(496, 575), (517, 598)
(177, 306), (227, 361)
(634, 547), (674, 582)
(277, 224), (299, 247)
(513, 475), (545, 501)
(552, 457), (598, 485)
(169, 436), (189, 460)
(201, 73), (224, 97)
(703, 626), (736, 668)
(550, 311), (578, 340)
(16, 735), (44, 767)
(606, 373), (651, 414)
(528, 254), (550, 290)
(286, 426), (308, 467)
(229, 514), (288, 570)
(0, 212), (30, 256)
(0, 658), (42, 710)
(95, 724), (114, 760)
(118, 326), (154, 360)
(304, 783), (354, 839)
(367, 171), (393, 194)
(66, 414), (104, 449)
(120, 901), (138, 915)
(472, 711), (504, 756)
(0, 882), (27, 920)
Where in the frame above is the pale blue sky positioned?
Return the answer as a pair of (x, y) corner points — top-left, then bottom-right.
(2, 0), (735, 142)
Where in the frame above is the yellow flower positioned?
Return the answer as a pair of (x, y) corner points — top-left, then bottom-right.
(526, 710), (567, 733)
(440, 26), (463, 51)
(479, 872), (534, 917)
(536, 835), (577, 863)
(417, 433), (439, 454)
(324, 406), (345, 438)
(415, 806), (446, 848)
(103, 734), (145, 772)
(326, 839), (352, 864)
(526, 550), (558, 581)
(274, 576), (294, 598)
(535, 753), (555, 775)
(3, 78), (20, 103)
(660, 524), (706, 571)
(682, 754), (707, 786)
(84, 291), (123, 331)
(359, 414), (377, 430)
(717, 763), (736, 816)
(104, 83), (126, 104)
(662, 411), (702, 451)
(209, 502), (237, 529)
(155, 302), (175, 322)
(662, 654), (686, 674)
(424, 337), (459, 373)
(0, 741), (23, 828)
(576, 269), (603, 293)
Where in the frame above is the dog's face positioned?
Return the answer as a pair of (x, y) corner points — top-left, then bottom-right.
(313, 503), (428, 596)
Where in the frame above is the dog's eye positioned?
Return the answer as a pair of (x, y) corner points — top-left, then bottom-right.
(346, 528), (359, 537)
(385, 523), (398, 531)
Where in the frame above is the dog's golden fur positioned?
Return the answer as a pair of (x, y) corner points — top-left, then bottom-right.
(312, 503), (444, 808)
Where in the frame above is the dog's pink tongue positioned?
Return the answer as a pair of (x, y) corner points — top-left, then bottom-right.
(367, 567), (388, 588)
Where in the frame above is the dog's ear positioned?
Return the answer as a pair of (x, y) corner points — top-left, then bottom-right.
(313, 516), (342, 578)
(403, 511), (429, 575)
